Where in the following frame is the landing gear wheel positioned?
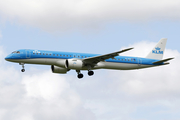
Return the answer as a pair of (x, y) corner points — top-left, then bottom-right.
(19, 63), (25, 72)
(77, 74), (83, 79)
(88, 71), (94, 76)
(21, 69), (25, 72)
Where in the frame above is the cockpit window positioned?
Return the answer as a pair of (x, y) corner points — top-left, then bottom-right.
(12, 51), (20, 54)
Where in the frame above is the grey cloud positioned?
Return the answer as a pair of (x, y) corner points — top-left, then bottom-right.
(0, 71), (96, 120)
(0, 0), (180, 31)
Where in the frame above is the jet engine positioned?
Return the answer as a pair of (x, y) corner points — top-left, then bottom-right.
(51, 65), (69, 74)
(65, 59), (83, 70)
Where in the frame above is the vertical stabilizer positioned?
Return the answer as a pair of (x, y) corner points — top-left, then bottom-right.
(146, 38), (167, 60)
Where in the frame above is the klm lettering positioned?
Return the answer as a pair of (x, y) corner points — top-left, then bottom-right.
(152, 50), (163, 54)
(152, 47), (163, 54)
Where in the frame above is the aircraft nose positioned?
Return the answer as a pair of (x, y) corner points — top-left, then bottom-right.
(5, 56), (9, 61)
(5, 55), (12, 61)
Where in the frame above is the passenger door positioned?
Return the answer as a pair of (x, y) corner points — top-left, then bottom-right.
(138, 58), (142, 66)
(26, 50), (31, 58)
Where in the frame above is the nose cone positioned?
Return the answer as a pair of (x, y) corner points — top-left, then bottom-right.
(5, 54), (12, 61)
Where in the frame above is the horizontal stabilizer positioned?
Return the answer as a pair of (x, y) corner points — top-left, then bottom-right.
(153, 58), (174, 64)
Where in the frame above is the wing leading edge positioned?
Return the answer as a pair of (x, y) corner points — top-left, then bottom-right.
(83, 47), (134, 65)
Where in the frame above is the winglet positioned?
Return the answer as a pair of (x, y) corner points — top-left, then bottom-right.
(153, 57), (174, 64)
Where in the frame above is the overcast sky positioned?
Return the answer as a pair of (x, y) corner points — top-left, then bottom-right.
(0, 0), (180, 120)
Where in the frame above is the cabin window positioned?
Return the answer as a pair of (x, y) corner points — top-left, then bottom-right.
(43, 53), (45, 55)
(78, 56), (80, 58)
(37, 53), (38, 55)
(40, 53), (41, 55)
(82, 56), (83, 58)
(50, 54), (51, 56)
(70, 55), (72, 57)
(57, 54), (58, 56)
(53, 54), (55, 56)
(63, 55), (65, 57)
(33, 53), (35, 54)
(67, 55), (68, 57)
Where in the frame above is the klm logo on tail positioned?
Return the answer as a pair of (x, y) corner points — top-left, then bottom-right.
(152, 47), (163, 54)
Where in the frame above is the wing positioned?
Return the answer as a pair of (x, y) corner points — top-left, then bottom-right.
(83, 47), (134, 65)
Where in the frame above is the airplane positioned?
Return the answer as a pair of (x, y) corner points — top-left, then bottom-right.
(5, 38), (174, 79)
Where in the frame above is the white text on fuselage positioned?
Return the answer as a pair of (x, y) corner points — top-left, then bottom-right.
(33, 50), (41, 54)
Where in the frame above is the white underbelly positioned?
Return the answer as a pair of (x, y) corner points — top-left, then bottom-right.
(98, 62), (154, 70)
(9, 58), (155, 70)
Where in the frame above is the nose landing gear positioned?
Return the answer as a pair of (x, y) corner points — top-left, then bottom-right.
(21, 69), (25, 72)
(19, 63), (25, 72)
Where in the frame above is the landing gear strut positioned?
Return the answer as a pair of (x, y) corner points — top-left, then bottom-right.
(76, 70), (83, 79)
(19, 63), (25, 72)
(87, 65), (94, 76)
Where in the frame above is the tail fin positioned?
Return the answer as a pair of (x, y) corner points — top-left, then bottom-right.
(146, 38), (167, 60)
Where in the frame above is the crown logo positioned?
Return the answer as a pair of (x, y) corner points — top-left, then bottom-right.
(155, 47), (161, 50)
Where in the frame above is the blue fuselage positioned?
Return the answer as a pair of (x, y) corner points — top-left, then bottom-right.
(5, 49), (164, 70)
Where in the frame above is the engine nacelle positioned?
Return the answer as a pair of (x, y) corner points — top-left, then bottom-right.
(51, 65), (69, 74)
(65, 59), (83, 70)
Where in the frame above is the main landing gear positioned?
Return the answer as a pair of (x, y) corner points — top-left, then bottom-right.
(76, 70), (94, 79)
(19, 63), (25, 72)
(76, 70), (83, 79)
(87, 65), (94, 76)
(88, 70), (94, 76)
